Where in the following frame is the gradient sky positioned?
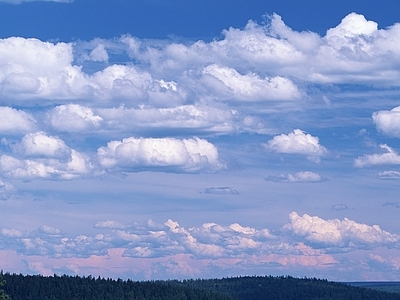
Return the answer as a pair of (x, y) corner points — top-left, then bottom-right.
(1, 0), (400, 282)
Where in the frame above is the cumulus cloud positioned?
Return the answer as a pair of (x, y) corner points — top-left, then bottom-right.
(0, 132), (92, 179)
(286, 212), (400, 249)
(326, 12), (378, 40)
(0, 106), (36, 134)
(265, 129), (328, 162)
(48, 104), (103, 132)
(265, 171), (326, 183)
(0, 219), (275, 259)
(0, 12), (399, 105)
(372, 106), (400, 137)
(355, 144), (400, 167)
(3, 213), (399, 262)
(95, 105), (264, 135)
(17, 132), (70, 158)
(201, 64), (300, 101)
(89, 44), (109, 63)
(97, 136), (225, 172)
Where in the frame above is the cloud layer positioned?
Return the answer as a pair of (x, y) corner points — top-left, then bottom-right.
(1, 213), (399, 280)
(1, 11), (400, 281)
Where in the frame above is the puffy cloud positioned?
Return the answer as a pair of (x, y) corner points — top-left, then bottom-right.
(97, 136), (225, 172)
(0, 106), (36, 134)
(96, 105), (269, 135)
(5, 213), (399, 262)
(18, 132), (70, 158)
(0, 12), (399, 105)
(0, 150), (91, 180)
(355, 144), (400, 167)
(0, 132), (92, 179)
(89, 44), (109, 63)
(372, 106), (400, 137)
(0, 37), (86, 100)
(326, 13), (378, 40)
(201, 64), (300, 101)
(122, 12), (400, 87)
(286, 212), (400, 249)
(0, 37), (185, 104)
(0, 12), (399, 108)
(265, 171), (326, 183)
(0, 219), (271, 259)
(48, 104), (103, 132)
(266, 129), (328, 161)
(0, 155), (59, 179)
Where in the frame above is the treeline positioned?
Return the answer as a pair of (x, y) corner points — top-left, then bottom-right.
(173, 276), (400, 300)
(1, 273), (230, 300)
(2, 272), (400, 300)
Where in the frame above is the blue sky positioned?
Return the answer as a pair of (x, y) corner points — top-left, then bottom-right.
(1, 0), (400, 282)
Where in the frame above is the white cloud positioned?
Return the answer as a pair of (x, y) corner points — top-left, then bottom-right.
(18, 132), (70, 158)
(372, 106), (400, 137)
(265, 171), (326, 183)
(89, 44), (109, 63)
(0, 132), (92, 179)
(0, 12), (399, 107)
(95, 105), (271, 135)
(201, 64), (300, 101)
(377, 170), (400, 180)
(326, 13), (378, 40)
(0, 155), (59, 179)
(266, 129), (328, 161)
(0, 106), (36, 134)
(97, 136), (225, 173)
(5, 213), (398, 261)
(355, 144), (400, 167)
(0, 219), (275, 259)
(49, 104), (103, 132)
(286, 212), (400, 249)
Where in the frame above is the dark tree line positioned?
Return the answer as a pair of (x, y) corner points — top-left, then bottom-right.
(1, 272), (230, 300)
(2, 272), (400, 300)
(0, 274), (11, 300)
(173, 275), (400, 300)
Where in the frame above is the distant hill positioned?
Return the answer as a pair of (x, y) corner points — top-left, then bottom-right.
(347, 281), (400, 294)
(2, 272), (400, 300)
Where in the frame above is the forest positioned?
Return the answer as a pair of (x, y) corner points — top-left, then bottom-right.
(1, 272), (400, 300)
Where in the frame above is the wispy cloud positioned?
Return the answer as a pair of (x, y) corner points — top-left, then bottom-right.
(265, 171), (327, 183)
(200, 187), (239, 194)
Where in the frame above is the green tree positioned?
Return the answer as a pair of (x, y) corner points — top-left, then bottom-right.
(0, 274), (11, 300)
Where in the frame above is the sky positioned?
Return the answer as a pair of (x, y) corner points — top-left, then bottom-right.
(0, 0), (400, 282)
